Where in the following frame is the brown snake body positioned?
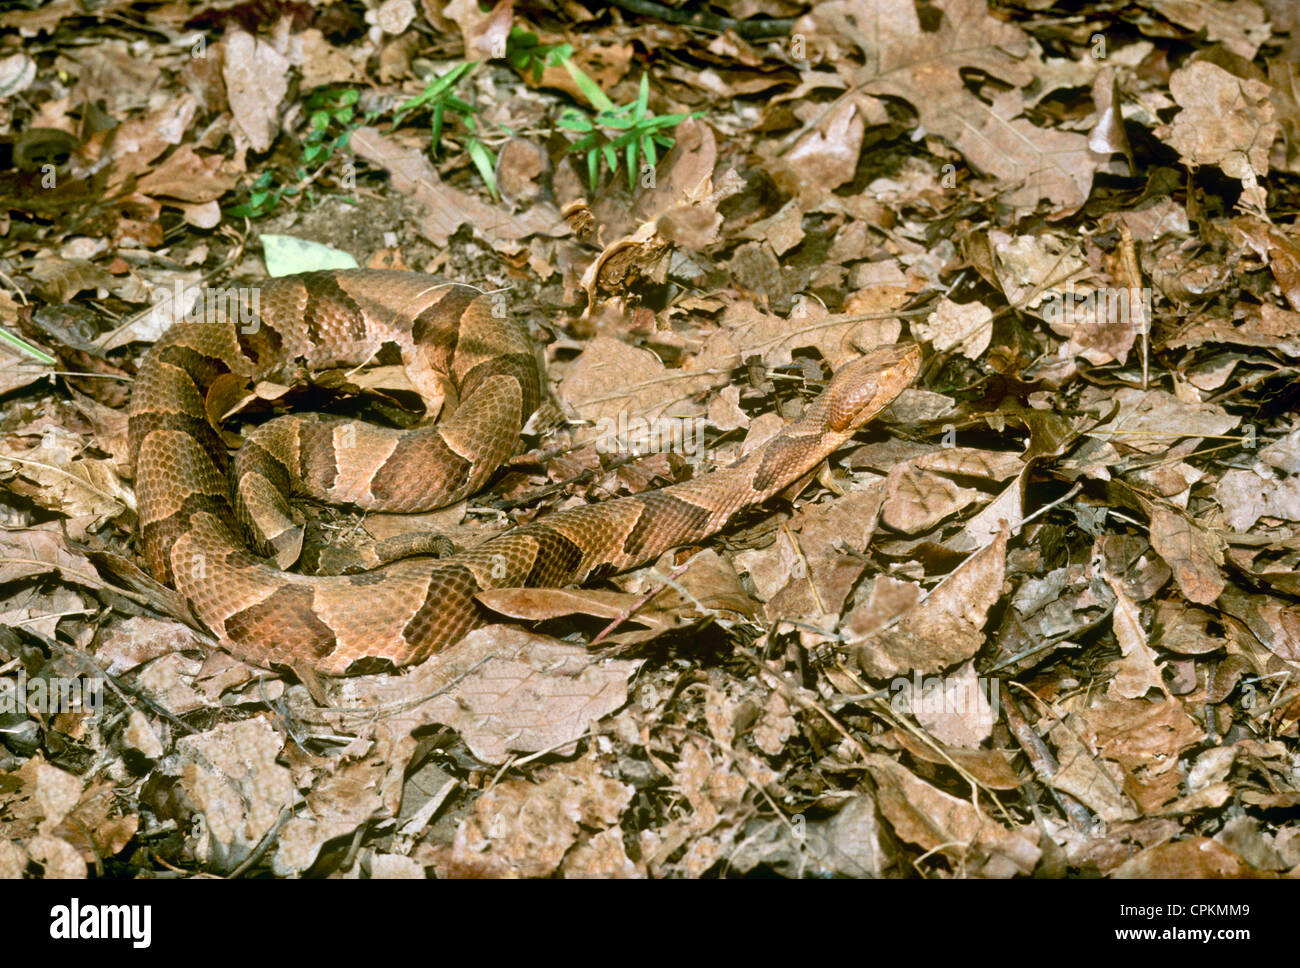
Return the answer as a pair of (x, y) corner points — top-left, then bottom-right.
(128, 270), (921, 674)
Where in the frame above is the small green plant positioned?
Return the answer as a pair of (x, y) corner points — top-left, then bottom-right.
(399, 33), (698, 195)
(504, 27), (572, 82)
(392, 61), (499, 199)
(228, 87), (371, 219)
(557, 70), (697, 192)
(225, 36), (702, 217)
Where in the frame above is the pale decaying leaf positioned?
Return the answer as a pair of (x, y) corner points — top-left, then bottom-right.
(1161, 61), (1280, 211)
(432, 755), (635, 878)
(336, 626), (640, 765)
(1082, 385), (1240, 455)
(273, 723), (413, 876)
(172, 719), (293, 874)
(221, 31), (289, 154)
(728, 795), (889, 878)
(903, 660), (998, 748)
(914, 298), (994, 360)
(1217, 468), (1300, 532)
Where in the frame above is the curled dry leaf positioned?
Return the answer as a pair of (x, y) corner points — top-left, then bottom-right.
(863, 753), (1040, 877)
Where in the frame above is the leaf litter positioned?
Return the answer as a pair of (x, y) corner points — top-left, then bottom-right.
(0, 0), (1298, 879)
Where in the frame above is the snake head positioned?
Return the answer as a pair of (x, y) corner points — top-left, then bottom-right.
(825, 342), (922, 432)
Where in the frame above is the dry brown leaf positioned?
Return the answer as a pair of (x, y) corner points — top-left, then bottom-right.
(766, 100), (864, 205)
(697, 297), (904, 373)
(863, 752), (1040, 877)
(851, 527), (1008, 678)
(1148, 507), (1225, 606)
(797, 0), (1097, 214)
(879, 729), (1023, 790)
(436, 756), (633, 878)
(1113, 836), (1269, 878)
(349, 126), (567, 248)
(1048, 716), (1139, 822)
(558, 334), (716, 428)
(914, 298), (994, 360)
(1105, 575), (1168, 700)
(880, 459), (983, 535)
(756, 487), (885, 619)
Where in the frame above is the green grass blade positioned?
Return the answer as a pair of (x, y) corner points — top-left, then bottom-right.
(466, 137), (498, 200)
(0, 329), (56, 365)
(563, 58), (615, 112)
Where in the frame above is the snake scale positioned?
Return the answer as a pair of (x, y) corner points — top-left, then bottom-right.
(128, 269), (921, 674)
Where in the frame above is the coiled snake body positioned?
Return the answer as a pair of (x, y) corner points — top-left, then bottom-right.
(128, 270), (920, 674)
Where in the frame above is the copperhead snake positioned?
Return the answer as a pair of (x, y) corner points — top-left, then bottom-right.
(127, 269), (921, 674)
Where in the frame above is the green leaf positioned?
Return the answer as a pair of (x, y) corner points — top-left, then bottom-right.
(642, 134), (656, 168)
(260, 234), (359, 276)
(0, 328), (57, 365)
(587, 149), (599, 190)
(568, 132), (599, 154)
(633, 73), (649, 123)
(339, 89), (359, 106)
(303, 144), (323, 163)
(430, 102), (445, 150)
(310, 110), (330, 130)
(466, 137), (498, 200)
(626, 139), (638, 190)
(603, 143), (617, 176)
(557, 109), (592, 132)
(563, 58), (615, 112)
